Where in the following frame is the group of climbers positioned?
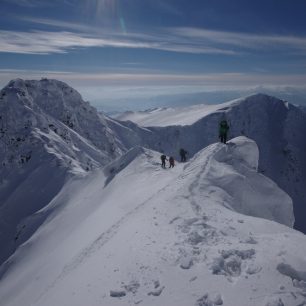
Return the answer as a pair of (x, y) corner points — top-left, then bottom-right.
(160, 119), (230, 168)
(160, 155), (175, 169)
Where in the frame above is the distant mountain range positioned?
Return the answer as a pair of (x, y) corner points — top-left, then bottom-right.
(94, 86), (306, 114)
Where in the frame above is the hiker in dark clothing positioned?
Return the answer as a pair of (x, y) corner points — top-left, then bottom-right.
(179, 148), (187, 162)
(161, 154), (168, 168)
(169, 156), (175, 168)
(219, 120), (229, 144)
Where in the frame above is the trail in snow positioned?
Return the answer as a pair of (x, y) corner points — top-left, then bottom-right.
(186, 143), (223, 215)
(60, 168), (181, 276)
(1, 138), (306, 306)
(36, 158), (186, 302)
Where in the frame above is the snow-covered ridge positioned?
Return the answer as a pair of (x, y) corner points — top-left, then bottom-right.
(1, 81), (306, 265)
(0, 137), (303, 306)
(0, 78), (305, 306)
(114, 93), (290, 128)
(112, 93), (306, 234)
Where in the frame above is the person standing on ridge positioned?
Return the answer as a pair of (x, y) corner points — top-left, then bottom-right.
(219, 119), (229, 144)
(179, 148), (187, 162)
(169, 156), (175, 168)
(161, 154), (168, 168)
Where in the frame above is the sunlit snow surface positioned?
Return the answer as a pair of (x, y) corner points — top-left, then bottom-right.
(113, 93), (306, 235)
(1, 80), (306, 306)
(1, 137), (305, 306)
(115, 100), (239, 127)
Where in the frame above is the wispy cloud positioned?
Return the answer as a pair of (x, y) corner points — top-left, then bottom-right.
(21, 17), (95, 32)
(2, 19), (306, 56)
(0, 29), (238, 55)
(171, 27), (306, 52)
(0, 31), (156, 54)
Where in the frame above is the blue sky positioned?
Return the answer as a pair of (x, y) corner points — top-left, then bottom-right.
(1, 0), (306, 109)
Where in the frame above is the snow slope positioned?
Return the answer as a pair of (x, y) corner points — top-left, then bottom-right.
(113, 94), (306, 234)
(0, 79), (124, 265)
(0, 137), (304, 306)
(114, 101), (237, 127)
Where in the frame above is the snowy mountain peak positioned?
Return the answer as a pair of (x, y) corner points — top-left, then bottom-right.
(0, 78), (123, 170)
(0, 79), (125, 264)
(237, 92), (289, 108)
(3, 78), (100, 131)
(243, 92), (276, 100)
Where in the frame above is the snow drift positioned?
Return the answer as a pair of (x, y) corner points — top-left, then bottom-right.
(0, 137), (304, 306)
(189, 137), (294, 227)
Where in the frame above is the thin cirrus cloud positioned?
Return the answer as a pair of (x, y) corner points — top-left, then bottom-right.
(0, 30), (155, 55)
(0, 28), (238, 55)
(171, 27), (306, 52)
(1, 19), (306, 56)
(21, 17), (96, 33)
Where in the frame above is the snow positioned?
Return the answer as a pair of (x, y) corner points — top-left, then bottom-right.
(1, 79), (306, 306)
(111, 93), (306, 234)
(0, 78), (126, 264)
(115, 100), (239, 127)
(0, 136), (305, 306)
(212, 138), (294, 227)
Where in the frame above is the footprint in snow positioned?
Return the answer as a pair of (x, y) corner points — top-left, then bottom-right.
(240, 236), (258, 244)
(196, 293), (223, 306)
(263, 297), (285, 306)
(210, 249), (256, 279)
(124, 280), (140, 294)
(180, 256), (193, 269)
(110, 290), (126, 298)
(147, 286), (165, 296)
